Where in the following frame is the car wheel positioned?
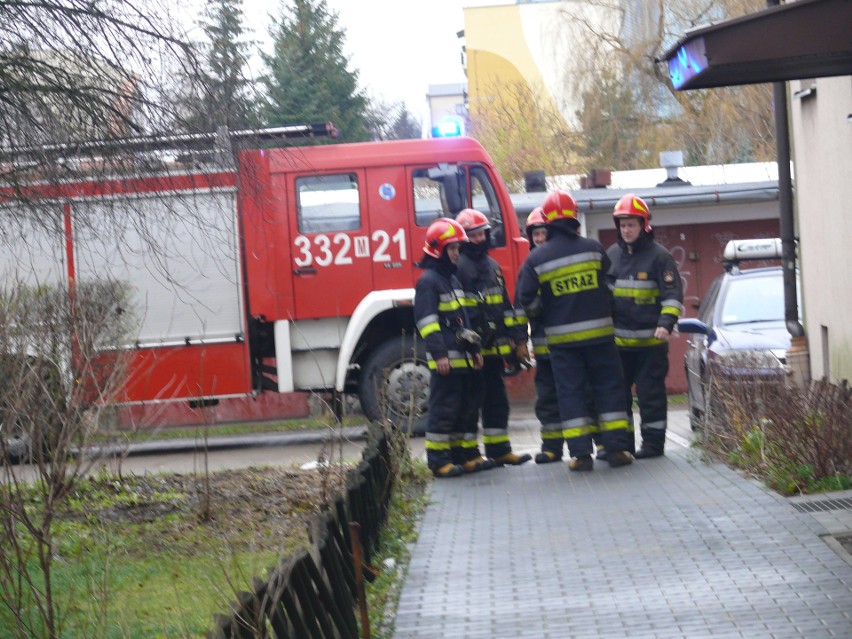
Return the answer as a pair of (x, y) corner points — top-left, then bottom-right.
(1, 355), (65, 464)
(359, 336), (430, 436)
(1, 412), (56, 465)
(1, 419), (29, 464)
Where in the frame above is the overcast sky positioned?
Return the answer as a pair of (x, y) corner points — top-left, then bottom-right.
(233, 0), (514, 121)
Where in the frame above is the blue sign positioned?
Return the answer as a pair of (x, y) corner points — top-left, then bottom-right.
(379, 183), (396, 200)
(668, 36), (708, 90)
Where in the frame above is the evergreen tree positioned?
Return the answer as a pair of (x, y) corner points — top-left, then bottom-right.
(260, 0), (369, 142)
(176, 0), (257, 132)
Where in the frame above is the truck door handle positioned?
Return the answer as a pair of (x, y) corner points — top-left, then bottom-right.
(294, 267), (317, 275)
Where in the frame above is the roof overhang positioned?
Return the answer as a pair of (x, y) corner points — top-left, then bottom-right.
(511, 182), (780, 216)
(658, 0), (852, 90)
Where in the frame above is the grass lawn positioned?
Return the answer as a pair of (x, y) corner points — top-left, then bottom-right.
(1, 466), (349, 638)
(667, 393), (688, 407)
(38, 546), (279, 638)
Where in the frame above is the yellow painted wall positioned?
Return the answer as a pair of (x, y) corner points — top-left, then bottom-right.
(464, 5), (559, 120)
(464, 1), (619, 128)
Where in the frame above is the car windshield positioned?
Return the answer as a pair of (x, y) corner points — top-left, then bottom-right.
(720, 275), (784, 325)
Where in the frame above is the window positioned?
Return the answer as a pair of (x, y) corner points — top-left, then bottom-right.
(470, 166), (506, 247)
(413, 168), (451, 227)
(411, 164), (505, 248)
(697, 277), (721, 323)
(296, 174), (360, 233)
(720, 275), (784, 325)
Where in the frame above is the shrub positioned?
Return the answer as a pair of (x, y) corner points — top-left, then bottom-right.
(701, 374), (851, 495)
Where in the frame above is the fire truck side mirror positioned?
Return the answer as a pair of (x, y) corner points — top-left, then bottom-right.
(428, 163), (466, 215)
(444, 172), (466, 215)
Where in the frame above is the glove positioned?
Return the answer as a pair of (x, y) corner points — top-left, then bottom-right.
(514, 342), (533, 370)
(456, 328), (482, 354)
(456, 328), (482, 346)
(524, 296), (543, 319)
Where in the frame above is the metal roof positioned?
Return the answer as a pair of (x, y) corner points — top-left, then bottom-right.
(658, 0), (852, 90)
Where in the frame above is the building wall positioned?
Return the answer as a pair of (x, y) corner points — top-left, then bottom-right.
(426, 92), (466, 134)
(514, 184), (781, 394)
(790, 75), (852, 383)
(463, 1), (618, 128)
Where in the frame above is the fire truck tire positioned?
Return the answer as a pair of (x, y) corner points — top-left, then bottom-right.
(359, 336), (430, 436)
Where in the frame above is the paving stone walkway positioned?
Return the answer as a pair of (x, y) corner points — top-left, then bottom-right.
(392, 412), (852, 638)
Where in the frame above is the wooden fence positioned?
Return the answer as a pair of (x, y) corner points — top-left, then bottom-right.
(209, 425), (395, 638)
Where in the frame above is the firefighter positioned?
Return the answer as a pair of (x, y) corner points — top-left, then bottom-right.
(415, 217), (494, 478)
(519, 208), (563, 464)
(522, 207), (604, 464)
(515, 190), (633, 471)
(455, 208), (532, 466)
(607, 194), (684, 458)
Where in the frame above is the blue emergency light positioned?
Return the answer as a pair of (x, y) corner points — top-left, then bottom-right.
(667, 36), (708, 90)
(432, 117), (464, 138)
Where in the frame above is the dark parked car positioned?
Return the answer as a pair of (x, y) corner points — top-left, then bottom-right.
(1, 353), (65, 464)
(677, 239), (796, 430)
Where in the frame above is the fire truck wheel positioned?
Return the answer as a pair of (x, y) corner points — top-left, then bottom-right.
(359, 336), (430, 436)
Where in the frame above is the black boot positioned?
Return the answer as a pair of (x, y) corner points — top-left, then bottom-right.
(493, 452), (532, 466)
(462, 456), (497, 473)
(608, 450), (634, 468)
(635, 446), (664, 459)
(535, 451), (562, 464)
(432, 463), (464, 478)
(568, 456), (593, 472)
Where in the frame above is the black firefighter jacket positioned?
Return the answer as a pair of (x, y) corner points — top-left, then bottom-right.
(606, 234), (684, 349)
(414, 259), (480, 370)
(456, 249), (527, 358)
(515, 226), (615, 348)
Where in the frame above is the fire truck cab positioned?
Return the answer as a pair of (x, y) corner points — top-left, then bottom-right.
(1, 128), (529, 433)
(247, 136), (529, 429)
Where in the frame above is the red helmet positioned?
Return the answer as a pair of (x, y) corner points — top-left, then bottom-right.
(541, 190), (579, 225)
(525, 207), (547, 243)
(423, 217), (468, 258)
(525, 207), (547, 230)
(613, 193), (652, 233)
(455, 208), (491, 234)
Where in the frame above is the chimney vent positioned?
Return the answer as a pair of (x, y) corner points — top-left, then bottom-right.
(587, 168), (611, 188)
(524, 170), (547, 193)
(657, 150), (690, 187)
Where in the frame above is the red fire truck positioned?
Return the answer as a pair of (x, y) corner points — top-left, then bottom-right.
(1, 124), (529, 434)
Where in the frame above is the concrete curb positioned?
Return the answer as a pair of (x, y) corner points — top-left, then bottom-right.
(81, 425), (370, 459)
